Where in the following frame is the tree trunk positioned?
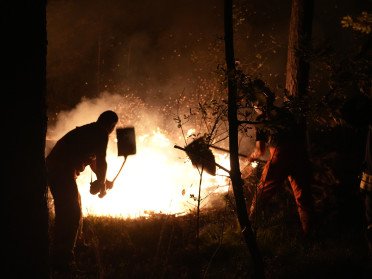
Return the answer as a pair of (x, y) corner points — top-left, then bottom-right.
(2, 1), (49, 278)
(285, 0), (314, 97)
(285, 0), (314, 150)
(224, 1), (265, 278)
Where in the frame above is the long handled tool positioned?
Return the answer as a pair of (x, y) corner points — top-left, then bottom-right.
(174, 144), (230, 175)
(208, 145), (248, 158)
(90, 127), (136, 195)
(111, 156), (128, 183)
(174, 137), (266, 176)
(174, 137), (230, 175)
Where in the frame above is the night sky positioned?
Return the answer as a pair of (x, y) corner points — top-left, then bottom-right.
(46, 0), (369, 114)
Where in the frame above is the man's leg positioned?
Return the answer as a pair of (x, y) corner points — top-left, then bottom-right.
(50, 174), (82, 272)
(249, 147), (288, 222)
(288, 160), (314, 236)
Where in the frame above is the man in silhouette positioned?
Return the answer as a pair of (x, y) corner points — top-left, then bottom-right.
(46, 110), (118, 274)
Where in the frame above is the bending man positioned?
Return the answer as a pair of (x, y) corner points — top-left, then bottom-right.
(46, 110), (118, 273)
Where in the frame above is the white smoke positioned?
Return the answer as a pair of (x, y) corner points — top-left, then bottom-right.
(47, 91), (231, 218)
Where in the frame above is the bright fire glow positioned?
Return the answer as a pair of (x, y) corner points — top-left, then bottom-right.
(72, 128), (231, 218)
(46, 94), (237, 219)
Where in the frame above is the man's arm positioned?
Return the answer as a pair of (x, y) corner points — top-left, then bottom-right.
(93, 134), (109, 198)
(95, 152), (108, 198)
(248, 141), (266, 162)
(248, 140), (266, 162)
(248, 122), (267, 162)
(241, 140), (266, 179)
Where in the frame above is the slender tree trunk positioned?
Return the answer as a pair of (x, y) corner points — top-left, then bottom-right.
(2, 1), (49, 278)
(224, 1), (265, 278)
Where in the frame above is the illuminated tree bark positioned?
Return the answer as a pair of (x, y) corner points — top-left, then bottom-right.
(224, 1), (265, 278)
(285, 0), (314, 150)
(285, 0), (314, 97)
(3, 1), (49, 278)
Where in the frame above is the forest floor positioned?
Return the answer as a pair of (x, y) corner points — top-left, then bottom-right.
(55, 195), (372, 279)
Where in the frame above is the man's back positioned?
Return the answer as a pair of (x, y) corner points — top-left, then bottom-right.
(46, 122), (108, 172)
(255, 106), (301, 147)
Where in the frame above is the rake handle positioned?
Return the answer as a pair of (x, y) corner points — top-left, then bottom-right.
(112, 156), (128, 183)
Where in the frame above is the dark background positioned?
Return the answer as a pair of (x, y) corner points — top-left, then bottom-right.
(2, 1), (370, 277)
(46, 0), (369, 113)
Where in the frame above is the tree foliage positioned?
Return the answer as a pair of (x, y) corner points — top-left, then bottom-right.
(341, 12), (372, 34)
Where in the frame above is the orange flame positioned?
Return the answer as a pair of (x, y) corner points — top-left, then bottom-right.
(75, 129), (231, 218)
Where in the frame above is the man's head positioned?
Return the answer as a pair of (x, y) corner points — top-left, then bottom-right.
(252, 91), (275, 115)
(97, 110), (119, 134)
(246, 79), (275, 115)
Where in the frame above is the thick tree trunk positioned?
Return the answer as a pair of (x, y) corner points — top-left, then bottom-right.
(224, 1), (265, 278)
(2, 1), (49, 278)
(285, 0), (314, 97)
(285, 0), (314, 150)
